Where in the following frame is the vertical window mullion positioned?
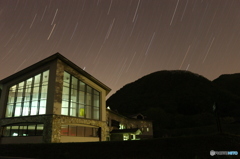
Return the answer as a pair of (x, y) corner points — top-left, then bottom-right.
(68, 76), (72, 116)
(76, 80), (80, 117)
(37, 73), (43, 115)
(84, 127), (85, 137)
(12, 84), (19, 117)
(20, 81), (27, 116)
(91, 88), (93, 119)
(29, 76), (35, 115)
(34, 124), (37, 136)
(84, 85), (87, 118)
(68, 125), (70, 136)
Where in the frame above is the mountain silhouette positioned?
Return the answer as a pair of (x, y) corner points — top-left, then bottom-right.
(107, 70), (240, 137)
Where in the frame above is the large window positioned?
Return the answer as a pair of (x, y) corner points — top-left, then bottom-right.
(60, 125), (99, 137)
(2, 123), (44, 137)
(5, 70), (49, 117)
(61, 72), (100, 120)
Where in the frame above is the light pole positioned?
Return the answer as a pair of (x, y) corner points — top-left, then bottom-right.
(213, 102), (222, 133)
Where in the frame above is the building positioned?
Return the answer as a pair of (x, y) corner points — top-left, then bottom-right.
(0, 53), (111, 144)
(107, 109), (153, 141)
(0, 53), (152, 144)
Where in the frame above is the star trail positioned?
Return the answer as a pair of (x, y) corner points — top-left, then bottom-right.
(1, 0), (240, 97)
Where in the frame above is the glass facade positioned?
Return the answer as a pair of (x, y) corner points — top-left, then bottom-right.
(61, 125), (98, 137)
(61, 72), (100, 120)
(5, 70), (49, 117)
(2, 123), (44, 137)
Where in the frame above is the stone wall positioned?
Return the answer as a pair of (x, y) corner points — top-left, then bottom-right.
(51, 115), (108, 143)
(0, 114), (109, 143)
(0, 115), (53, 143)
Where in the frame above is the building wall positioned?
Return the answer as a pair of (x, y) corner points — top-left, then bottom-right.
(0, 115), (53, 144)
(0, 54), (112, 144)
(0, 62), (55, 119)
(0, 114), (108, 144)
(106, 110), (153, 137)
(1, 136), (42, 144)
(51, 115), (108, 143)
(61, 136), (99, 143)
(58, 60), (107, 122)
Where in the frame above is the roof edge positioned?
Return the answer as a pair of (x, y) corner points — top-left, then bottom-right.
(0, 52), (111, 94)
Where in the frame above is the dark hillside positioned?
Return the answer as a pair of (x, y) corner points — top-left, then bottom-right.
(107, 70), (240, 137)
(212, 74), (240, 118)
(107, 70), (217, 116)
(213, 73), (240, 97)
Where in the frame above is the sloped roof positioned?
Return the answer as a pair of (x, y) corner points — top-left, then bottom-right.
(111, 128), (142, 134)
(0, 53), (111, 94)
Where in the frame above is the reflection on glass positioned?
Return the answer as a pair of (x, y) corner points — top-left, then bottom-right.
(93, 107), (99, 120)
(11, 126), (19, 136)
(77, 126), (84, 137)
(61, 125), (68, 136)
(42, 70), (49, 85)
(30, 101), (38, 115)
(69, 126), (76, 136)
(14, 103), (22, 117)
(19, 126), (28, 136)
(22, 102), (30, 116)
(39, 100), (46, 114)
(60, 125), (98, 137)
(36, 124), (44, 136)
(28, 125), (36, 136)
(86, 93), (92, 106)
(61, 101), (69, 115)
(3, 127), (11, 136)
(70, 102), (77, 116)
(79, 82), (85, 91)
(71, 76), (78, 89)
(63, 72), (70, 87)
(79, 91), (85, 104)
(5, 104), (14, 117)
(85, 106), (91, 119)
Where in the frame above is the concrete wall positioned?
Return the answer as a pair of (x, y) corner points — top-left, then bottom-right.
(61, 136), (99, 143)
(1, 136), (42, 144)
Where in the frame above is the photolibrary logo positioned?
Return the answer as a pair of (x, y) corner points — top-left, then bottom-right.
(210, 150), (238, 156)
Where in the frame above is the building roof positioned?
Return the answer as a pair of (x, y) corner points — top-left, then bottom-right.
(111, 128), (141, 134)
(107, 109), (153, 121)
(0, 53), (111, 94)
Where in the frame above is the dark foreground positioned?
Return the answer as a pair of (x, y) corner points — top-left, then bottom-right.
(0, 133), (239, 159)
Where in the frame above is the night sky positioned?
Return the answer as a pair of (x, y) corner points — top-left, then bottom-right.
(1, 0), (240, 97)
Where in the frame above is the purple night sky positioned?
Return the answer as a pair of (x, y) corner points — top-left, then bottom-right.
(1, 0), (240, 97)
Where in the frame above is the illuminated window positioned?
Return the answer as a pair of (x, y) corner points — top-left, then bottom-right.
(5, 70), (49, 118)
(2, 123), (44, 137)
(61, 72), (100, 120)
(60, 125), (99, 137)
(119, 124), (126, 129)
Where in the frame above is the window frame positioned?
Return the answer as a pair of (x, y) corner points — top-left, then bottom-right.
(2, 123), (44, 137)
(61, 71), (101, 120)
(5, 70), (49, 118)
